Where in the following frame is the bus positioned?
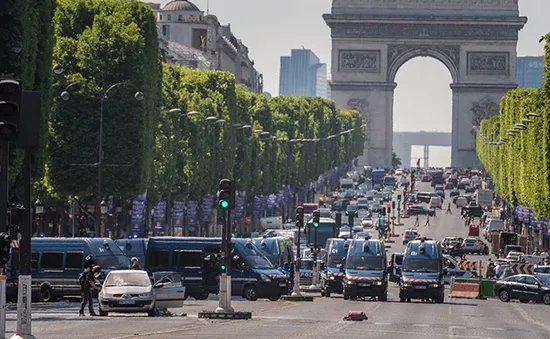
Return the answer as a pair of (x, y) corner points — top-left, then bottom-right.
(372, 169), (385, 190)
(306, 217), (337, 248)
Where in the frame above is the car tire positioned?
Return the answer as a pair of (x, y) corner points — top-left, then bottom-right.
(378, 292), (387, 302)
(40, 285), (55, 302)
(325, 291), (331, 298)
(194, 294), (209, 300)
(148, 307), (156, 317)
(498, 289), (511, 302)
(268, 295), (280, 302)
(343, 292), (349, 300)
(435, 293), (444, 304)
(542, 292), (550, 305)
(244, 285), (259, 301)
(99, 308), (108, 317)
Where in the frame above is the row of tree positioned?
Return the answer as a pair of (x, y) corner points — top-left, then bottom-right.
(2, 0), (365, 220)
(476, 33), (550, 217)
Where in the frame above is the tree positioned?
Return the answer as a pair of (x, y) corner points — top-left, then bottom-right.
(392, 152), (402, 170)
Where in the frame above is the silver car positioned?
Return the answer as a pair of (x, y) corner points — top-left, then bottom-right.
(98, 270), (185, 317)
(299, 259), (314, 286)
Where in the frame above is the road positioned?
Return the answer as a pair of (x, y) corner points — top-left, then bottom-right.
(4, 181), (550, 338)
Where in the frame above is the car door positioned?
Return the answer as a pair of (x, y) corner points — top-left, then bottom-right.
(522, 276), (542, 300)
(152, 272), (186, 309)
(508, 276), (527, 299)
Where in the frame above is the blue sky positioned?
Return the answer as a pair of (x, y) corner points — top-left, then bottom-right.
(145, 0), (549, 166)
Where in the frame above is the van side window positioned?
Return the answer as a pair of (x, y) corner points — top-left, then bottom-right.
(149, 250), (169, 267)
(41, 252), (63, 269)
(65, 252), (83, 269)
(31, 252), (39, 269)
(179, 250), (202, 268)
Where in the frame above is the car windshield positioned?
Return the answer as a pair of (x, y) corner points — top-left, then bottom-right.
(300, 260), (313, 270)
(95, 255), (131, 270)
(104, 272), (150, 287)
(346, 256), (384, 270)
(327, 255), (346, 267)
(402, 258), (442, 273)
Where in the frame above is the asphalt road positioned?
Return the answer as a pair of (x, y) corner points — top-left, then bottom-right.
(4, 181), (549, 338)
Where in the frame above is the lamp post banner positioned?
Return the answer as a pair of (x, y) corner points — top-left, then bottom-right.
(201, 194), (215, 223)
(131, 191), (147, 234)
(172, 200), (185, 228)
(153, 200), (167, 230)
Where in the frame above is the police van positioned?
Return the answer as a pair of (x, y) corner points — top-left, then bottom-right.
(342, 238), (388, 301)
(399, 238), (445, 303)
(443, 254), (473, 284)
(320, 238), (348, 297)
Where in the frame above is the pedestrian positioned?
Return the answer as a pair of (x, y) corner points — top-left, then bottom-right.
(424, 215), (430, 227)
(432, 207), (437, 217)
(414, 215), (420, 227)
(131, 257), (141, 270)
(446, 203), (452, 214)
(486, 258), (495, 279)
(79, 264), (101, 317)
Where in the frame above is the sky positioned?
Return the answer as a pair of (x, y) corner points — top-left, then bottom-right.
(146, 0), (549, 167)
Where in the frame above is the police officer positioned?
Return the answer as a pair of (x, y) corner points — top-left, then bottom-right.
(79, 262), (101, 316)
(131, 257), (141, 270)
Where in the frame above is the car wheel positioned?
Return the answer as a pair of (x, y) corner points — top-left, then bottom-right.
(542, 292), (550, 305)
(244, 285), (259, 301)
(498, 289), (510, 302)
(148, 307), (156, 317)
(343, 292), (349, 300)
(99, 308), (108, 317)
(193, 294), (209, 300)
(325, 291), (331, 298)
(268, 295), (280, 302)
(378, 292), (387, 302)
(40, 285), (55, 302)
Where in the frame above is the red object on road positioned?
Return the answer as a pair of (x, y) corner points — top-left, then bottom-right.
(344, 311), (368, 321)
(468, 223), (480, 237)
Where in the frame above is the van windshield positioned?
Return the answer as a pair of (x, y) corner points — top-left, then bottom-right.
(95, 255), (130, 270)
(234, 241), (274, 270)
(402, 259), (441, 273)
(327, 255), (346, 267)
(346, 256), (384, 270)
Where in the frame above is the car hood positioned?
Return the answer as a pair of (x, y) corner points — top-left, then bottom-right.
(102, 285), (151, 295)
(345, 269), (385, 280)
(402, 272), (441, 283)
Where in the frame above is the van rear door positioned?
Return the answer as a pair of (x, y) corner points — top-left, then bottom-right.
(389, 253), (403, 283)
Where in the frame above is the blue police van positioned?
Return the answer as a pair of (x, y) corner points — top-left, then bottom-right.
(8, 238), (129, 302)
(115, 238), (148, 265)
(320, 238), (348, 297)
(252, 236), (294, 292)
(146, 237), (288, 301)
(399, 238), (446, 303)
(342, 238), (388, 301)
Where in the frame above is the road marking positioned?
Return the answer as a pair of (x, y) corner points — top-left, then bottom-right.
(413, 324), (429, 327)
(360, 328), (507, 339)
(513, 303), (550, 332)
(374, 322), (391, 325)
(449, 326), (466, 329)
(487, 328), (504, 331)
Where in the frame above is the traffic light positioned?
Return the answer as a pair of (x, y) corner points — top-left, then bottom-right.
(397, 194), (401, 202)
(312, 210), (320, 228)
(392, 201), (396, 210)
(0, 232), (11, 265)
(295, 206), (304, 229)
(378, 212), (382, 218)
(403, 189), (407, 194)
(528, 223), (533, 230)
(381, 207), (386, 216)
(217, 179), (234, 209)
(0, 79), (22, 141)
(220, 252), (227, 273)
(387, 204), (391, 213)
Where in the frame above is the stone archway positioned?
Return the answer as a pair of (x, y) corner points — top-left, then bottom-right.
(324, 0), (526, 168)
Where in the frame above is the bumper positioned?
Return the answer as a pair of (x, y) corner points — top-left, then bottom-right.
(323, 278), (344, 293)
(400, 284), (443, 298)
(345, 281), (386, 297)
(255, 281), (288, 298)
(99, 298), (155, 313)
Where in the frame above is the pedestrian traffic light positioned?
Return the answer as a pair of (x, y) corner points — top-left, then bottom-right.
(0, 79), (22, 141)
(217, 179), (233, 209)
(397, 194), (401, 202)
(312, 210), (320, 228)
(0, 232), (11, 265)
(392, 201), (396, 210)
(295, 206), (304, 228)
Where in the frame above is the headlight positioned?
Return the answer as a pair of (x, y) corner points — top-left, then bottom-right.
(329, 276), (335, 280)
(430, 284), (439, 288)
(260, 274), (271, 282)
(139, 292), (153, 297)
(346, 280), (355, 285)
(375, 281), (383, 286)
(403, 283), (410, 287)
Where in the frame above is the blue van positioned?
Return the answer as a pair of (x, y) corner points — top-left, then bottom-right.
(8, 238), (129, 302)
(320, 238), (348, 297)
(399, 238), (445, 303)
(115, 238), (148, 265)
(342, 238), (388, 301)
(252, 236), (294, 291)
(146, 237), (288, 301)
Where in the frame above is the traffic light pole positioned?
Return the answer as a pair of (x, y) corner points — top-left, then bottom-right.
(225, 209), (233, 312)
(283, 206), (312, 301)
(309, 227), (319, 289)
(348, 213), (353, 239)
(0, 142), (8, 233)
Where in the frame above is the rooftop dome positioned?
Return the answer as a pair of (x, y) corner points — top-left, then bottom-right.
(162, 1), (199, 12)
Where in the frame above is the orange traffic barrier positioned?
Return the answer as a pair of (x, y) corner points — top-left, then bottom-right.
(449, 283), (480, 299)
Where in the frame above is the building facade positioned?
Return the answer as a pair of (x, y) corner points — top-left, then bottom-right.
(145, 1), (263, 94)
(516, 56), (544, 89)
(279, 49), (329, 98)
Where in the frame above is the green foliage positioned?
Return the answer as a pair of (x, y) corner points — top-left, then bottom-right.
(392, 152), (402, 170)
(47, 0), (161, 201)
(477, 88), (550, 217)
(154, 64), (365, 201)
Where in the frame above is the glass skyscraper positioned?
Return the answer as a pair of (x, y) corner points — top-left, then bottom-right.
(279, 49), (329, 98)
(516, 56), (544, 88)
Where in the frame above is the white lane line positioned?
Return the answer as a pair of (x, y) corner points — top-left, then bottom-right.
(374, 322), (391, 325)
(513, 303), (550, 332)
(413, 324), (430, 327)
(487, 328), (504, 331)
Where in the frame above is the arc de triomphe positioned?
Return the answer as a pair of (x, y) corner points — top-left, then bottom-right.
(324, 0), (526, 168)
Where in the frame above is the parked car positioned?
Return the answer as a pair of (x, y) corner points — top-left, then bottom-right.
(494, 274), (550, 305)
(402, 228), (419, 245)
(98, 270), (185, 317)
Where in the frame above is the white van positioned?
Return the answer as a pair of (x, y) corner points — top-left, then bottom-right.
(430, 196), (442, 209)
(443, 255), (474, 284)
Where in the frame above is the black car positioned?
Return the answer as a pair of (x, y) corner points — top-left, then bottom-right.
(449, 189), (460, 197)
(457, 182), (465, 189)
(494, 274), (550, 305)
(465, 185), (476, 193)
(406, 205), (435, 216)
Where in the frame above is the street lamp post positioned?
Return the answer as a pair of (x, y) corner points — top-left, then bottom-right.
(34, 199), (44, 236)
(61, 81), (144, 237)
